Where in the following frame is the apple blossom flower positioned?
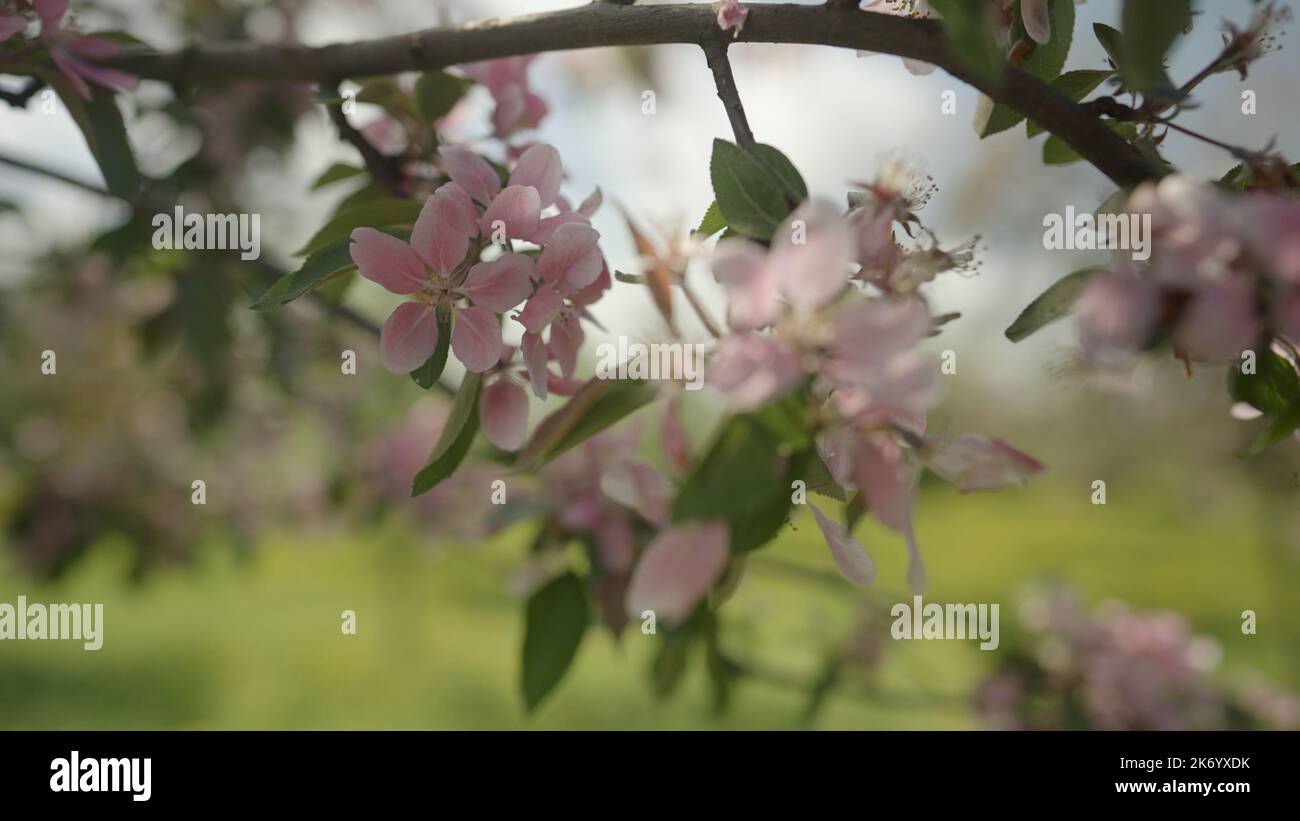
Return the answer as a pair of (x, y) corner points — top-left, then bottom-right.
(715, 1), (749, 37)
(478, 345), (532, 451)
(34, 0), (138, 100)
(349, 183), (533, 374)
(460, 56), (548, 138)
(625, 520), (730, 626)
(0, 12), (26, 43)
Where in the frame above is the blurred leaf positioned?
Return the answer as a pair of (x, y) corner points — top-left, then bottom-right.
(1229, 350), (1300, 416)
(710, 138), (791, 241)
(1119, 0), (1191, 94)
(514, 378), (657, 471)
(1093, 22), (1126, 69)
(294, 199), (423, 256)
(1005, 267), (1101, 342)
(310, 162), (365, 190)
(355, 76), (416, 122)
(521, 573), (589, 712)
(45, 77), (140, 200)
(412, 371), (482, 496)
(652, 633), (691, 700)
(252, 228), (408, 310)
(804, 450), (846, 501)
(414, 70), (475, 123)
(1244, 407), (1300, 457)
(801, 658), (844, 726)
(1026, 69), (1113, 137)
(695, 200), (727, 238)
(409, 308), (452, 389)
(929, 0), (1004, 85)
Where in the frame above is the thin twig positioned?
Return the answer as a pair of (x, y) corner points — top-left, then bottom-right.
(702, 40), (754, 147)
(679, 275), (722, 339)
(324, 82), (408, 197)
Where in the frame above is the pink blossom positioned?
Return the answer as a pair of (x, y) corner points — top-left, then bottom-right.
(460, 56), (548, 138)
(34, 0), (138, 100)
(0, 13), (26, 43)
(809, 503), (876, 586)
(625, 520), (730, 626)
(1020, 0), (1051, 45)
(715, 1), (749, 37)
(707, 333), (804, 410)
(1074, 268), (1160, 364)
(924, 433), (1045, 492)
(479, 359), (531, 451)
(349, 184), (534, 374)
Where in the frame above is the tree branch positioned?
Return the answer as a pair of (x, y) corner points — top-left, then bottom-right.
(99, 3), (1164, 186)
(324, 82), (408, 197)
(702, 41), (754, 147)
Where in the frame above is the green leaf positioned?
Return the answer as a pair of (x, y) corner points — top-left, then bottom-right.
(1093, 23), (1125, 69)
(709, 138), (792, 241)
(412, 371), (483, 496)
(1229, 351), (1300, 416)
(929, 0), (1004, 85)
(44, 73), (140, 200)
(294, 199), (424, 256)
(409, 309), (452, 389)
(513, 378), (657, 471)
(521, 573), (589, 712)
(1027, 70), (1114, 137)
(1119, 0), (1191, 94)
(651, 633), (691, 700)
(1245, 407), (1300, 457)
(983, 0), (1079, 138)
(355, 77), (416, 122)
(251, 228), (408, 310)
(414, 70), (475, 123)
(695, 200), (727, 238)
(747, 143), (808, 205)
(803, 450), (846, 501)
(310, 162), (365, 190)
(1005, 267), (1101, 342)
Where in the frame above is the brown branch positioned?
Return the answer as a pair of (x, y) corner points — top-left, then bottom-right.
(0, 78), (45, 108)
(324, 82), (408, 197)
(99, 3), (1165, 186)
(702, 41), (754, 147)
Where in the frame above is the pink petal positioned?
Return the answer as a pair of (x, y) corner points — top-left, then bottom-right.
(514, 286), (564, 334)
(480, 185), (541, 243)
(528, 211), (590, 245)
(536, 222), (601, 289)
(771, 200), (853, 316)
(508, 143), (563, 208)
(924, 433), (1045, 493)
(521, 330), (550, 399)
(712, 238), (781, 331)
(0, 16), (29, 43)
(660, 397), (692, 475)
(624, 520), (730, 626)
(1174, 278), (1260, 362)
(1075, 269), (1160, 363)
(480, 379), (530, 450)
(851, 433), (915, 534)
(810, 503), (875, 586)
(51, 51), (91, 100)
(62, 57), (137, 93)
(451, 305), (503, 373)
(715, 0), (749, 34)
(410, 192), (472, 275)
(461, 253), (535, 312)
(548, 316), (583, 379)
(379, 302), (440, 374)
(33, 0), (67, 31)
(570, 263), (611, 308)
(439, 146), (501, 205)
(578, 188), (603, 217)
(1021, 0), (1051, 45)
(350, 228), (427, 294)
(707, 333), (804, 409)
(431, 181), (480, 236)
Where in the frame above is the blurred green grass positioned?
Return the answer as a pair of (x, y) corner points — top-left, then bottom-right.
(1, 471), (1297, 729)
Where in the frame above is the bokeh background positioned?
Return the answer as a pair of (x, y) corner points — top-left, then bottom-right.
(1, 0), (1298, 728)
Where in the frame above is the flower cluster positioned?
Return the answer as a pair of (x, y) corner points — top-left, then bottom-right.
(348, 141), (609, 450)
(977, 585), (1300, 730)
(706, 164), (1042, 591)
(1075, 175), (1300, 366)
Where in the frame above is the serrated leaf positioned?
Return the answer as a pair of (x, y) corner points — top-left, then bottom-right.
(513, 378), (657, 471)
(409, 308), (452, 389)
(294, 199), (424, 256)
(411, 371), (482, 496)
(521, 573), (589, 712)
(710, 138), (791, 241)
(929, 0), (1004, 84)
(747, 143), (808, 205)
(1005, 267), (1101, 342)
(1093, 23), (1125, 68)
(695, 200), (727, 238)
(414, 70), (475, 123)
(983, 0), (1078, 138)
(1229, 351), (1300, 416)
